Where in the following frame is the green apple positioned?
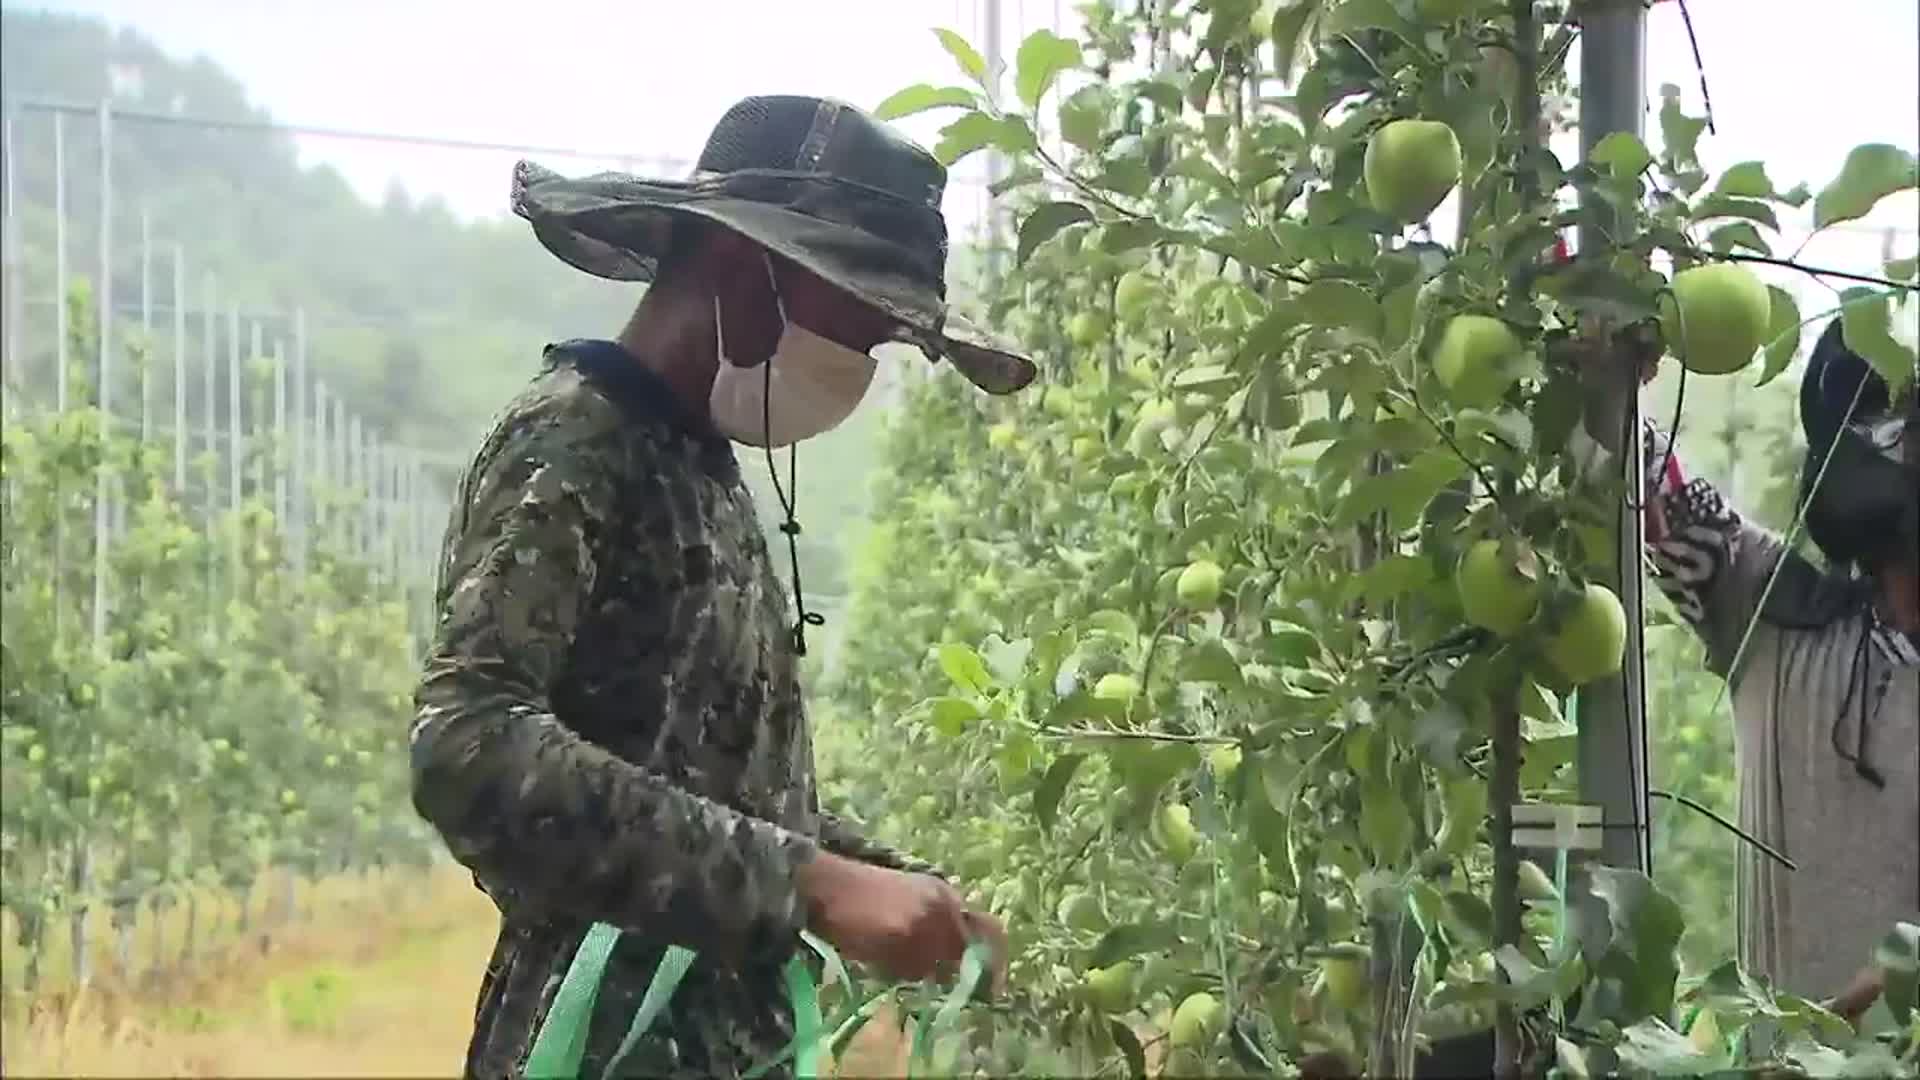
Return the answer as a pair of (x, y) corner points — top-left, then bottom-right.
(1176, 560), (1225, 609)
(1085, 961), (1137, 1013)
(1432, 314), (1524, 406)
(1069, 311), (1109, 347)
(1170, 991), (1224, 1049)
(1208, 744), (1242, 783)
(1115, 270), (1157, 324)
(1058, 888), (1107, 933)
(1365, 119), (1462, 223)
(1456, 538), (1541, 636)
(1322, 954), (1369, 1011)
(988, 422), (1018, 451)
(1544, 582), (1627, 686)
(1072, 436), (1101, 464)
(1093, 673), (1140, 706)
(1127, 397), (1178, 456)
(1660, 264), (1771, 375)
(1518, 858), (1560, 902)
(1155, 802), (1199, 864)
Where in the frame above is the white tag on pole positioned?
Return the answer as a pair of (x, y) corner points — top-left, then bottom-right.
(1510, 802), (1603, 851)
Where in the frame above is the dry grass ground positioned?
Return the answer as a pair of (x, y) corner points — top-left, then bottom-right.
(0, 864), (923, 1078)
(1, 865), (494, 1077)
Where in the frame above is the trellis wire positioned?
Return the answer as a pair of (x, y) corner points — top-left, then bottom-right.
(2, 98), (453, 655)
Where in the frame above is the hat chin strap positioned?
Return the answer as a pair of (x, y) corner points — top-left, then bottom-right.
(710, 263), (874, 657)
(708, 261), (876, 449)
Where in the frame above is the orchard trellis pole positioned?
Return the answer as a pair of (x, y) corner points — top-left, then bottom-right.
(1, 95), (465, 989)
(1572, 0), (1654, 879)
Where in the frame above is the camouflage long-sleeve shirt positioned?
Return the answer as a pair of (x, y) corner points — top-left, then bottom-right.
(410, 339), (938, 1080)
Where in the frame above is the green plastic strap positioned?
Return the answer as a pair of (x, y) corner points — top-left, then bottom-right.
(907, 941), (992, 1078)
(526, 929), (838, 1080)
(744, 977), (889, 1080)
(784, 954), (824, 1080)
(600, 944), (696, 1080)
(523, 922), (623, 1080)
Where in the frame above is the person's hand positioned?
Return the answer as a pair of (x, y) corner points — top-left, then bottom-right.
(1825, 965), (1885, 1027)
(961, 908), (1010, 1000)
(1566, 320), (1665, 454)
(797, 851), (973, 985)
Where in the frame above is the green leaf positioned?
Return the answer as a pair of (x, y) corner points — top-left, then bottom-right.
(1085, 609), (1141, 643)
(1058, 85), (1110, 151)
(982, 634), (1033, 685)
(1538, 262), (1663, 323)
(1324, 0), (1410, 36)
(1519, 735), (1577, 788)
(937, 643), (995, 695)
(924, 696), (982, 737)
(1690, 194), (1781, 231)
(1179, 639), (1242, 685)
(1712, 160), (1778, 199)
(1132, 77), (1184, 114)
(1888, 255), (1918, 283)
(1296, 280), (1384, 339)
(933, 28), (990, 85)
(1704, 222), (1770, 256)
(1016, 202), (1094, 265)
(874, 84), (979, 121)
(1337, 450), (1469, 532)
(1090, 922), (1184, 968)
(1014, 30), (1081, 110)
(1033, 753), (1084, 833)
(1264, 621), (1321, 666)
(1096, 155), (1153, 199)
(1614, 1019), (1719, 1076)
(1533, 368), (1584, 458)
(990, 163), (1045, 197)
(1171, 364), (1239, 392)
(1755, 286), (1802, 387)
(1359, 771), (1412, 865)
(1839, 287), (1918, 399)
(1348, 554), (1435, 607)
(1590, 868), (1685, 1021)
(1111, 1020), (1147, 1080)
(1589, 132), (1653, 180)
(1814, 143), (1919, 229)
(1657, 87), (1708, 170)
(1270, 1), (1324, 87)
(934, 112), (1003, 166)
(1097, 219), (1166, 254)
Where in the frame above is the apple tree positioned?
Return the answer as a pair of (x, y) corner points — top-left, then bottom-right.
(820, 0), (1918, 1075)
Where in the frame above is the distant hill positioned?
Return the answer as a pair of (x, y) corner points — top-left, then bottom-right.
(2, 8), (1002, 605)
(2, 8), (639, 456)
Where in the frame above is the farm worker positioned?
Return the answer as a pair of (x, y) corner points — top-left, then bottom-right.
(408, 96), (1033, 1080)
(1590, 315), (1917, 1024)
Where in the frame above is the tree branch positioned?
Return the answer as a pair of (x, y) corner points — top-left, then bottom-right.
(1032, 722), (1236, 745)
(1649, 788), (1796, 870)
(1693, 249), (1916, 292)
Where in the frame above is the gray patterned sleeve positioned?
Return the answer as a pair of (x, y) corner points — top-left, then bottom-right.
(409, 383), (817, 965)
(818, 812), (948, 881)
(1643, 422), (1798, 677)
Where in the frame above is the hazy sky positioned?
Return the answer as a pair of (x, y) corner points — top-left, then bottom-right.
(19, 0), (1919, 276)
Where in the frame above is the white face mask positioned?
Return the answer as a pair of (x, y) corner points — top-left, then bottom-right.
(709, 261), (877, 448)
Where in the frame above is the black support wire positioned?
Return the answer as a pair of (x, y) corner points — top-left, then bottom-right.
(0, 96), (995, 190)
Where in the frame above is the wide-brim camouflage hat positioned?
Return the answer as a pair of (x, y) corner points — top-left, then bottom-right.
(511, 95), (1036, 396)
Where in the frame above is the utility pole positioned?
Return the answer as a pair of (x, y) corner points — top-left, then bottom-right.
(982, 0), (1006, 276)
(1574, 0), (1653, 877)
